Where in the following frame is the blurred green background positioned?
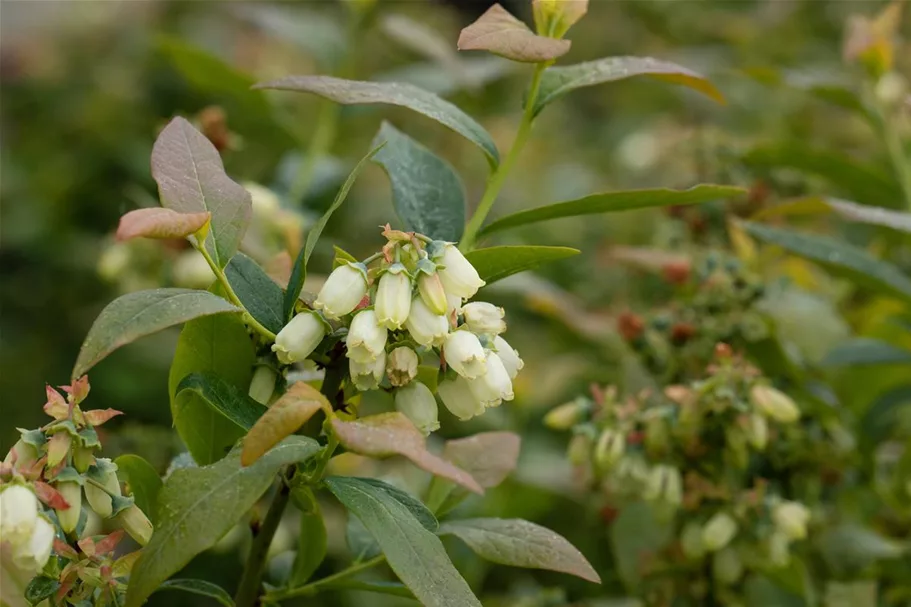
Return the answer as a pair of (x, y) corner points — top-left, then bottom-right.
(1, 1), (908, 605)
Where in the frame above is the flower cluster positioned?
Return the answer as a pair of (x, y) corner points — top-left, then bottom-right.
(1, 377), (151, 605)
(269, 227), (523, 434)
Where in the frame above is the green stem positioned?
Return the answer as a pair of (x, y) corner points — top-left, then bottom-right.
(265, 555), (387, 602)
(195, 244), (278, 341)
(459, 63), (547, 252)
(234, 481), (292, 607)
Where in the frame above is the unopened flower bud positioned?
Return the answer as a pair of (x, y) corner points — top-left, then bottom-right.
(713, 547), (743, 584)
(461, 302), (506, 335)
(245, 182), (281, 221)
(56, 481), (83, 534)
(436, 244), (485, 299)
(173, 251), (215, 289)
(97, 242), (132, 282)
(46, 431), (72, 468)
(681, 522), (705, 559)
(417, 271), (448, 316)
(492, 335), (523, 379)
(405, 297), (449, 347)
(350, 352), (386, 391)
(644, 465), (681, 505)
(644, 416), (669, 456)
(394, 382), (440, 435)
(750, 385), (800, 423)
(84, 460), (121, 519)
(346, 310), (388, 363)
(467, 352), (513, 407)
(875, 72), (908, 107)
(375, 264), (412, 330)
(72, 445), (95, 473)
(314, 263), (368, 320)
(118, 504), (153, 546)
(444, 330), (487, 379)
(594, 429), (625, 470)
(4, 440), (38, 473)
(272, 311), (328, 365)
(768, 530), (791, 567)
(438, 375), (485, 421)
(386, 347), (418, 387)
(743, 413), (768, 450)
(726, 427), (749, 470)
(0, 485), (39, 545)
(544, 399), (587, 431)
(532, 0), (588, 37)
(772, 500), (810, 541)
(701, 512), (738, 552)
(567, 433), (593, 466)
(248, 365), (277, 405)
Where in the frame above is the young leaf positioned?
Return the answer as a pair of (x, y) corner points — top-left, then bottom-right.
(329, 413), (483, 494)
(438, 518), (600, 583)
(255, 76), (500, 166)
(325, 476), (482, 607)
(457, 4), (570, 63)
(72, 289), (241, 379)
(533, 56), (725, 116)
(154, 579), (234, 607)
(125, 437), (320, 607)
(740, 221), (911, 303)
(169, 314), (256, 465)
(116, 208), (211, 242)
(113, 455), (163, 523)
(443, 432), (521, 489)
(175, 372), (268, 434)
(283, 144), (382, 320)
(465, 245), (580, 284)
(372, 121), (466, 242)
(289, 487), (327, 586)
(151, 117), (253, 268)
(241, 382), (327, 466)
(821, 338), (911, 367)
(225, 253), (285, 334)
(479, 185), (746, 236)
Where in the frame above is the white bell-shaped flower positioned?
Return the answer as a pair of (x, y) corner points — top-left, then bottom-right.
(0, 485), (38, 545)
(438, 375), (485, 421)
(772, 500), (810, 541)
(437, 244), (485, 298)
(446, 293), (462, 317)
(386, 347), (419, 387)
(314, 263), (368, 320)
(417, 271), (448, 316)
(13, 515), (54, 573)
(405, 297), (449, 347)
(346, 310), (388, 363)
(467, 351), (513, 407)
(462, 302), (506, 335)
(394, 382), (440, 435)
(272, 311), (328, 365)
(350, 352), (386, 391)
(443, 330), (487, 379)
(375, 264), (412, 330)
(701, 512), (738, 552)
(493, 335), (523, 379)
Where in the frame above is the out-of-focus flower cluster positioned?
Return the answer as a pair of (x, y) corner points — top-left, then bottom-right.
(268, 226), (523, 434)
(1, 377), (150, 606)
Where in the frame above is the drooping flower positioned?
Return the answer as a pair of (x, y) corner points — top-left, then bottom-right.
(13, 514), (54, 573)
(0, 485), (39, 545)
(750, 385), (800, 423)
(594, 428), (625, 469)
(350, 353), (386, 391)
(314, 263), (368, 319)
(386, 347), (418, 387)
(394, 382), (440, 435)
(248, 365), (277, 405)
(436, 243), (485, 299)
(438, 375), (485, 421)
(493, 335), (523, 379)
(346, 310), (388, 363)
(467, 352), (513, 407)
(462, 302), (506, 335)
(375, 264), (412, 330)
(416, 269), (448, 316)
(772, 500), (810, 541)
(701, 512), (738, 552)
(443, 331), (487, 380)
(405, 297), (449, 347)
(272, 311), (328, 365)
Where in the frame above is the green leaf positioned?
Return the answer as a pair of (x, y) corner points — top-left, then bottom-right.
(822, 338), (911, 367)
(176, 372), (268, 434)
(345, 477), (438, 532)
(284, 144), (383, 320)
(609, 501), (673, 587)
(457, 4), (570, 63)
(346, 514), (381, 561)
(860, 384), (911, 445)
(816, 524), (906, 574)
(24, 576), (59, 605)
(73, 288), (240, 379)
(113, 454), (163, 524)
(465, 245), (580, 284)
(322, 580), (415, 598)
(377, 57), (514, 97)
(325, 476), (481, 607)
(225, 253), (285, 335)
(744, 143), (902, 208)
(289, 487), (327, 586)
(534, 56), (725, 116)
(740, 221), (911, 303)
(125, 437), (321, 607)
(169, 314), (256, 465)
(480, 185), (745, 236)
(154, 579), (234, 607)
(826, 198), (911, 233)
(372, 121), (466, 242)
(255, 76), (500, 167)
(151, 117), (253, 268)
(439, 518), (600, 583)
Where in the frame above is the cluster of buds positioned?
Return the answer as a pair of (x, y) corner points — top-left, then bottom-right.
(269, 227), (523, 433)
(1, 376), (152, 605)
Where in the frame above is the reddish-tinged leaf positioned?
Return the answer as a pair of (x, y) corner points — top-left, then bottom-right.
(116, 208), (211, 242)
(34, 481), (71, 510)
(84, 409), (124, 427)
(330, 413), (483, 494)
(47, 432), (72, 468)
(241, 382), (327, 467)
(458, 4), (570, 63)
(45, 385), (69, 420)
(443, 432), (521, 489)
(54, 538), (79, 560)
(56, 577), (76, 602)
(61, 376), (91, 404)
(78, 537), (97, 558)
(94, 530), (126, 555)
